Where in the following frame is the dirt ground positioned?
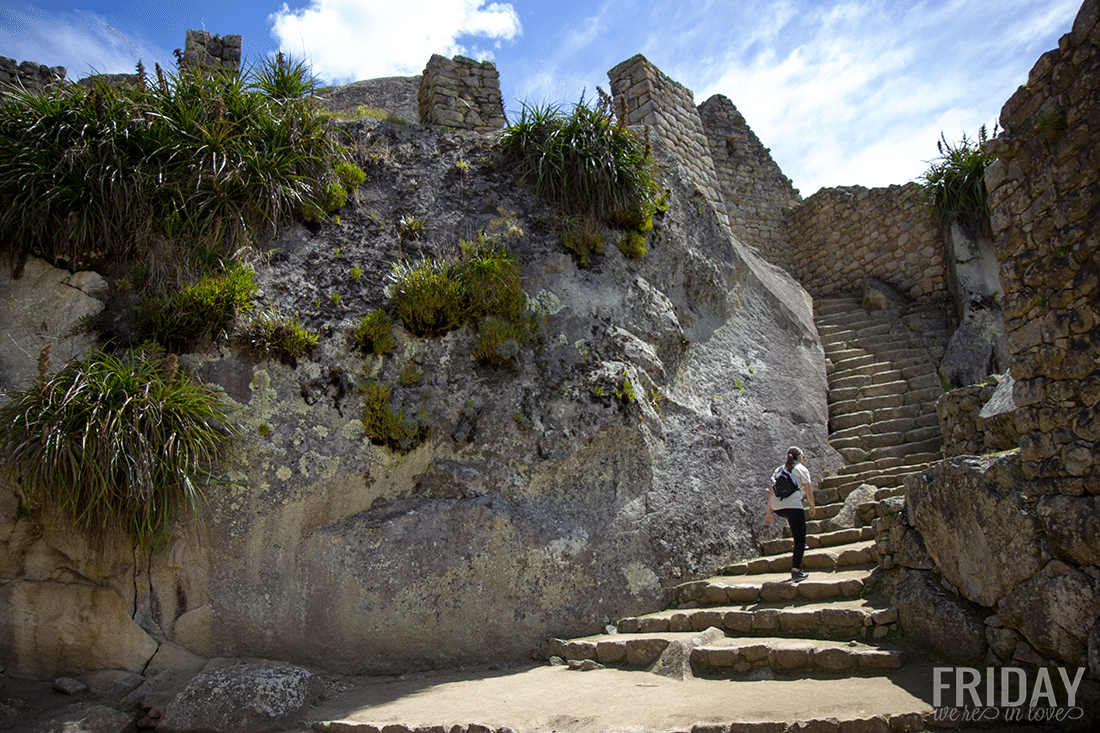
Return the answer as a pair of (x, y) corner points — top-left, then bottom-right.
(0, 659), (1085, 733)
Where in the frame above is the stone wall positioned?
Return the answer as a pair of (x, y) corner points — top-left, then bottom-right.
(607, 55), (729, 230)
(698, 94), (800, 259)
(180, 29), (242, 74)
(787, 183), (948, 302)
(0, 56), (65, 91)
(985, 0), (1100, 492)
(937, 382), (1001, 457)
(872, 452), (1100, 693)
(418, 54), (506, 133)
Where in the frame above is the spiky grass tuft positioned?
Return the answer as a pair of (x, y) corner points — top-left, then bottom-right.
(0, 349), (237, 549)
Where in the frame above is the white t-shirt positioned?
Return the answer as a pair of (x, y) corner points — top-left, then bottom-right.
(769, 461), (812, 511)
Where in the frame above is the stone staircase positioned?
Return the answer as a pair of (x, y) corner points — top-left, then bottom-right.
(520, 297), (959, 725)
(813, 296), (951, 512)
(308, 297), (960, 732)
(537, 528), (906, 678)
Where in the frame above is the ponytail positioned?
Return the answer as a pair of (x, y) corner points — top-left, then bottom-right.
(784, 446), (803, 472)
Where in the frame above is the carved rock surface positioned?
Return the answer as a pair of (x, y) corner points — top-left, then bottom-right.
(905, 451), (1044, 606)
(893, 570), (986, 664)
(0, 256), (105, 390)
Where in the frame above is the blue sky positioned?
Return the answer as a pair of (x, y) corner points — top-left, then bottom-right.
(0, 1), (1081, 195)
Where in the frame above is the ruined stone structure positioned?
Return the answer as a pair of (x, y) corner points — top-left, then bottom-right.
(4, 4), (1100, 725)
(0, 55), (65, 91)
(698, 95), (800, 257)
(986, 2), (1100, 492)
(418, 54), (506, 133)
(180, 29), (242, 74)
(608, 55), (729, 230)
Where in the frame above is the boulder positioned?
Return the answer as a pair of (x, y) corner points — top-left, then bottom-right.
(828, 483), (875, 530)
(0, 580), (158, 678)
(904, 452), (1045, 606)
(1035, 494), (1100, 566)
(70, 705), (138, 733)
(893, 570), (987, 664)
(648, 626), (724, 680)
(939, 221), (1007, 388)
(977, 373), (1018, 450)
(939, 306), (1008, 389)
(998, 559), (1100, 668)
(861, 276), (912, 311)
(157, 662), (324, 733)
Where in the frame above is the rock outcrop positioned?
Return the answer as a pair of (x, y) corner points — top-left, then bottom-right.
(0, 112), (832, 676)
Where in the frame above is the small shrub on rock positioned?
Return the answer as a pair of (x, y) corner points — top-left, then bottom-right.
(618, 231), (647, 258)
(360, 379), (430, 452)
(136, 262), (258, 352)
(351, 308), (396, 354)
(238, 307), (319, 360)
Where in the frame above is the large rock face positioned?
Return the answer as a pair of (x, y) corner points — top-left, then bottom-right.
(0, 119), (832, 676)
(905, 452), (1045, 607)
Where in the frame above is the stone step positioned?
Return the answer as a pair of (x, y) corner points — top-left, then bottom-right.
(720, 540), (876, 576)
(612, 599), (899, 641)
(822, 459), (933, 487)
(829, 350), (885, 368)
(538, 631), (908, 677)
(830, 394), (911, 418)
(672, 568), (874, 607)
(760, 527), (875, 556)
(829, 369), (905, 391)
(693, 637), (908, 675)
(814, 298), (861, 317)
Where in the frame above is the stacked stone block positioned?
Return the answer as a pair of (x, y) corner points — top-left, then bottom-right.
(418, 55), (506, 133)
(699, 94), (801, 259)
(607, 55), (728, 230)
(936, 382), (999, 457)
(181, 30), (242, 73)
(0, 56), (65, 91)
(985, 0), (1100, 491)
(788, 183), (947, 302)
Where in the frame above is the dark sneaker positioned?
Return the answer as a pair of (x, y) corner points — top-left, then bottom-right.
(791, 570), (809, 582)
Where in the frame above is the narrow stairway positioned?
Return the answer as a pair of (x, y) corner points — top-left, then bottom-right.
(526, 297), (960, 727)
(813, 296), (952, 511)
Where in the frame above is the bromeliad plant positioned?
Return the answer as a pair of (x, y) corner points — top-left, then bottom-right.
(498, 93), (660, 263)
(0, 55), (362, 279)
(918, 126), (996, 235)
(0, 348), (238, 549)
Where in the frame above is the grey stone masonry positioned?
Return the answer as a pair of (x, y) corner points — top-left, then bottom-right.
(789, 183), (948, 303)
(0, 56), (65, 92)
(699, 94), (801, 258)
(985, 0), (1100, 492)
(418, 54), (506, 133)
(181, 29), (242, 73)
(607, 55), (729, 230)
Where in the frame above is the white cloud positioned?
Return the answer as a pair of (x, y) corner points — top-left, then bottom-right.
(0, 6), (169, 79)
(269, 0), (521, 83)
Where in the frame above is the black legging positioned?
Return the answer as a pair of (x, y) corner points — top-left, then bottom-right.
(776, 508), (806, 569)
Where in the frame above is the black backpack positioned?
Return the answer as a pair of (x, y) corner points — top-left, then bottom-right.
(773, 468), (799, 499)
